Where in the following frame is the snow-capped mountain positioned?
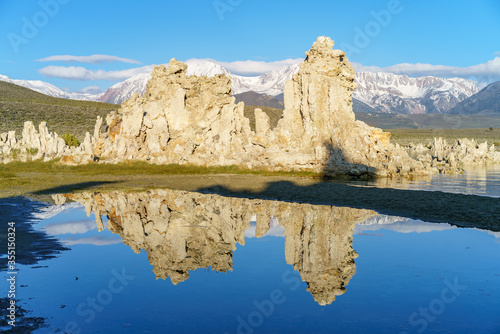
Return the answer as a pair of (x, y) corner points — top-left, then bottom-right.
(97, 61), (232, 105)
(94, 62), (478, 114)
(95, 61), (300, 105)
(1, 61), (480, 114)
(98, 72), (151, 105)
(231, 63), (300, 96)
(354, 72), (479, 114)
(0, 74), (103, 101)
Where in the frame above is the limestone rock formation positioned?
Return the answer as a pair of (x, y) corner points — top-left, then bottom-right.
(79, 60), (253, 166)
(406, 137), (500, 172)
(260, 36), (429, 177)
(62, 36), (431, 177)
(57, 189), (376, 304)
(5, 36), (496, 175)
(0, 121), (71, 163)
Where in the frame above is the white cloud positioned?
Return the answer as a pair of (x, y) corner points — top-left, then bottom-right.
(352, 57), (500, 84)
(38, 55), (500, 86)
(44, 220), (96, 235)
(186, 58), (303, 76)
(77, 86), (104, 94)
(37, 54), (141, 64)
(61, 235), (122, 246)
(38, 65), (154, 81)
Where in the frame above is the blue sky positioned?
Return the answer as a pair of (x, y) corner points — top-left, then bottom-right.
(0, 0), (499, 92)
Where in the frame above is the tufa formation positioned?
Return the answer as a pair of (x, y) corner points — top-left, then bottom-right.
(61, 36), (431, 177)
(1, 36), (498, 175)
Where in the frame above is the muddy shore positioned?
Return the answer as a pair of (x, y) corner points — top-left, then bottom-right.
(1, 173), (499, 232)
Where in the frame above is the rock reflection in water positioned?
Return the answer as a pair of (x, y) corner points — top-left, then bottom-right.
(54, 189), (376, 305)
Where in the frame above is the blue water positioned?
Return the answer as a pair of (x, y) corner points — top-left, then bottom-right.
(2, 168), (500, 334)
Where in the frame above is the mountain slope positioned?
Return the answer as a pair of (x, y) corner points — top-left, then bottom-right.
(2, 61), (482, 115)
(448, 81), (500, 115)
(234, 91), (284, 109)
(0, 81), (117, 139)
(99, 72), (151, 105)
(354, 72), (479, 114)
(95, 62), (479, 114)
(0, 74), (103, 101)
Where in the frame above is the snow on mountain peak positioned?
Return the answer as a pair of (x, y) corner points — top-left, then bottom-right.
(354, 72), (479, 114)
(1, 60), (481, 114)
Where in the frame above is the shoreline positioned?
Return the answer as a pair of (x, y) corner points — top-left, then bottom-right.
(1, 166), (499, 231)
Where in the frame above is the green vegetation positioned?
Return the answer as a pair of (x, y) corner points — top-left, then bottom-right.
(10, 148), (20, 158)
(0, 160), (319, 177)
(25, 147), (38, 155)
(388, 128), (500, 146)
(61, 132), (80, 147)
(0, 81), (117, 141)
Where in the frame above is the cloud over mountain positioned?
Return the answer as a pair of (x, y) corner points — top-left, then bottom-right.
(352, 57), (500, 85)
(37, 54), (141, 64)
(38, 65), (154, 81)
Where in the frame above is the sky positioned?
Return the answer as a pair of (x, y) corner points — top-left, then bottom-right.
(0, 0), (499, 92)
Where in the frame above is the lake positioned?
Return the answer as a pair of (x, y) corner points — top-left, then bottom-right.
(1, 167), (500, 334)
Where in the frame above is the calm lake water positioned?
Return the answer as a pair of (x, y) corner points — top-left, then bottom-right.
(2, 167), (500, 334)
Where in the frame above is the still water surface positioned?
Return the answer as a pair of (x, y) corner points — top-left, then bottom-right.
(2, 168), (500, 334)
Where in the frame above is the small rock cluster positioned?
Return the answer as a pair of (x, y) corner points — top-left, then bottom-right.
(0, 121), (68, 163)
(406, 137), (500, 173)
(0, 121), (100, 164)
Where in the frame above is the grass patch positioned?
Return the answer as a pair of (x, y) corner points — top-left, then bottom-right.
(0, 159), (320, 178)
(0, 160), (321, 199)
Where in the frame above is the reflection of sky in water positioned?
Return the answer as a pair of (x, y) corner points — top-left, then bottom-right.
(9, 191), (500, 334)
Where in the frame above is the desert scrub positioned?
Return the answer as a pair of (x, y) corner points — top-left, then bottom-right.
(10, 148), (20, 158)
(0, 81), (117, 140)
(61, 132), (80, 147)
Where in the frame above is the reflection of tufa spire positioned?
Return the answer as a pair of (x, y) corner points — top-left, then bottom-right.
(58, 189), (375, 304)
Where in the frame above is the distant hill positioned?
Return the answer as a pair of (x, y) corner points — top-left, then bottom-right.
(243, 105), (283, 132)
(356, 112), (500, 129)
(240, 90), (377, 114)
(353, 98), (377, 113)
(448, 81), (500, 115)
(234, 91), (284, 109)
(0, 81), (118, 140)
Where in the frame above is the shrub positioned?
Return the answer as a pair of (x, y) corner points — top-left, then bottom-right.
(26, 147), (38, 155)
(61, 132), (80, 147)
(10, 148), (20, 157)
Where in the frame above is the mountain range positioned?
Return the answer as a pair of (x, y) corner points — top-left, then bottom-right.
(448, 81), (500, 115)
(1, 61), (497, 115)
